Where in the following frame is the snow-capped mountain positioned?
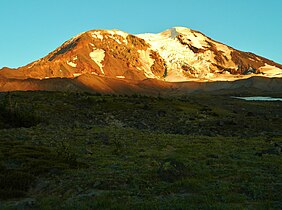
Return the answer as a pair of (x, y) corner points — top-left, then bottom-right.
(0, 29), (165, 81)
(0, 27), (282, 94)
(137, 27), (282, 81)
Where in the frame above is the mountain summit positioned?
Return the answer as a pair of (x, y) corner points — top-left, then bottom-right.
(0, 27), (282, 94)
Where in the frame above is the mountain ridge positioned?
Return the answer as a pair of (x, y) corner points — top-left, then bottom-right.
(0, 26), (282, 94)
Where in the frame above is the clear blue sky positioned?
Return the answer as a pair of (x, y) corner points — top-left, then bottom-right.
(1, 0), (281, 68)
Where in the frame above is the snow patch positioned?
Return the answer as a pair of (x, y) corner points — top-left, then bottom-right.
(73, 73), (82, 77)
(89, 48), (105, 74)
(175, 28), (209, 49)
(108, 30), (128, 39)
(66, 56), (78, 68)
(137, 49), (156, 78)
(67, 61), (77, 68)
(92, 31), (103, 41)
(159, 27), (209, 49)
(105, 33), (123, 44)
(116, 76), (125, 79)
(259, 64), (282, 77)
(211, 42), (234, 66)
(71, 32), (85, 41)
(115, 39), (122, 44)
(28, 64), (34, 69)
(106, 30), (128, 44)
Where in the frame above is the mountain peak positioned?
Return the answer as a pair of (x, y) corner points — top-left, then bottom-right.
(1, 27), (282, 84)
(167, 26), (192, 36)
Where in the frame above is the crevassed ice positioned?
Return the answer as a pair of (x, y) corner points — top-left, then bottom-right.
(137, 27), (239, 81)
(137, 32), (211, 81)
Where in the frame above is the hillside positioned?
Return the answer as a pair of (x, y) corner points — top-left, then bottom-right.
(0, 91), (281, 209)
(0, 27), (282, 209)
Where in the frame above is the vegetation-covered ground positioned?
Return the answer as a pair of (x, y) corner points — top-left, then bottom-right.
(0, 91), (281, 209)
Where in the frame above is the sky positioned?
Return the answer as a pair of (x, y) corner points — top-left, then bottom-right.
(0, 0), (281, 68)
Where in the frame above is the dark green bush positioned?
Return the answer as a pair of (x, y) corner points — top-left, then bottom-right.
(0, 93), (40, 128)
(0, 171), (35, 192)
(0, 189), (26, 200)
(157, 158), (188, 182)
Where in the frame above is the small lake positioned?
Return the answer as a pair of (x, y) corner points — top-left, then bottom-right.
(234, 96), (282, 101)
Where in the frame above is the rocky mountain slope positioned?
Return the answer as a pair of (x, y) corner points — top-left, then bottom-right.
(1, 27), (282, 94)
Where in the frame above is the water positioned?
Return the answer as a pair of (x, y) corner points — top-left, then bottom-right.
(234, 96), (282, 101)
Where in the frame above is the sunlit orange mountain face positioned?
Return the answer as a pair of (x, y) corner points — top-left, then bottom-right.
(1, 27), (282, 95)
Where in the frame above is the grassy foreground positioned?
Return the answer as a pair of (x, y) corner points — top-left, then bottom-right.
(0, 91), (281, 209)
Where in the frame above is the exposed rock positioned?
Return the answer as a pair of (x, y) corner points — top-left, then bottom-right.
(149, 51), (166, 77)
(0, 27), (282, 94)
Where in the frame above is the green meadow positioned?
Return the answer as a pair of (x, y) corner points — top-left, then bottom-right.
(0, 91), (281, 209)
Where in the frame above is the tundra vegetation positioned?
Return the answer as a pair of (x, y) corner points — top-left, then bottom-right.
(0, 91), (281, 209)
